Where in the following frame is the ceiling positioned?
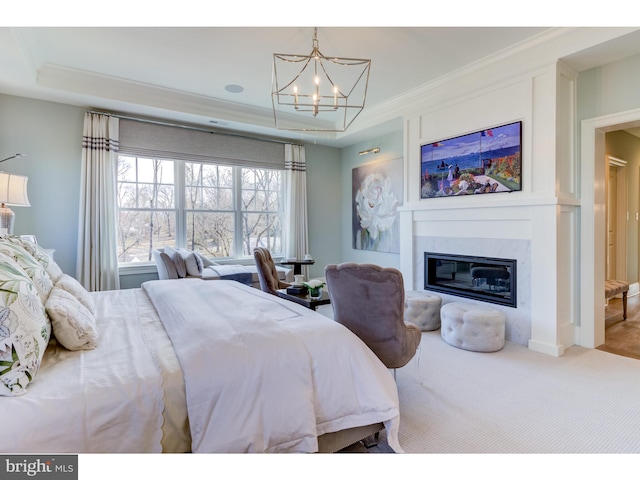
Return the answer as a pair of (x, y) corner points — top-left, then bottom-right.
(1, 26), (639, 147)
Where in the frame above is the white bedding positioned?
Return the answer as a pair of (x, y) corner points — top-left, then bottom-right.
(142, 279), (402, 453)
(0, 288), (190, 453)
(0, 279), (402, 454)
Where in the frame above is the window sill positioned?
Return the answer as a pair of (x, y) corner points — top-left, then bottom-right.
(117, 256), (275, 276)
(118, 262), (157, 276)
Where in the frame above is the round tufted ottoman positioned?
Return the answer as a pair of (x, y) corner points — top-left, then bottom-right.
(440, 302), (505, 352)
(404, 291), (442, 331)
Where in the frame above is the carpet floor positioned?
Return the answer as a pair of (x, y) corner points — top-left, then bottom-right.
(339, 330), (640, 454)
(316, 303), (640, 455)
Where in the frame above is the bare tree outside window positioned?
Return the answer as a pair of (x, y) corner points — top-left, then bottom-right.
(117, 156), (283, 264)
(117, 156), (176, 262)
(241, 168), (283, 255)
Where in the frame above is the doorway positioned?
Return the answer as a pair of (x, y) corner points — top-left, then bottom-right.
(606, 155), (627, 282)
(581, 108), (640, 349)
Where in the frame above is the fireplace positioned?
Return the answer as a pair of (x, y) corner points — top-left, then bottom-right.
(424, 252), (517, 308)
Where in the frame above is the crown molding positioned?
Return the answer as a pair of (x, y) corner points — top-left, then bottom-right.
(350, 27), (640, 133)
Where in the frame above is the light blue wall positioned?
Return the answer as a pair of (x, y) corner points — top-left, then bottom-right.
(340, 128), (404, 269)
(0, 94), (84, 275)
(304, 143), (342, 279)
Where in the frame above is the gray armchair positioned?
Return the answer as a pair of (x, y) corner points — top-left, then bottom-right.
(325, 263), (421, 369)
(253, 247), (291, 295)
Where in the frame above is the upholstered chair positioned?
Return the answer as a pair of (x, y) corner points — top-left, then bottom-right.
(253, 247), (291, 295)
(325, 263), (421, 369)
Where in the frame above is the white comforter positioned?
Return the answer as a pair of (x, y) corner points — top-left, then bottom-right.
(142, 279), (403, 453)
(0, 288), (189, 453)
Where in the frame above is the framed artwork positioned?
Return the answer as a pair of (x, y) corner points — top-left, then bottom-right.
(352, 157), (403, 253)
(420, 121), (522, 199)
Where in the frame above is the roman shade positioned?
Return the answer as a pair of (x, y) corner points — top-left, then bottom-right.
(118, 119), (286, 169)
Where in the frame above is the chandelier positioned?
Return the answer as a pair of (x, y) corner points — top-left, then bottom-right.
(271, 28), (371, 132)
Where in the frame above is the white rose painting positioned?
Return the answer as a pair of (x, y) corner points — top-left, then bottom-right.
(352, 157), (403, 253)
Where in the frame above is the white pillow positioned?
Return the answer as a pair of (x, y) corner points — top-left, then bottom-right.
(163, 246), (187, 278)
(45, 287), (98, 351)
(177, 248), (202, 277)
(159, 252), (179, 279)
(198, 253), (219, 268)
(0, 253), (50, 396)
(55, 274), (96, 314)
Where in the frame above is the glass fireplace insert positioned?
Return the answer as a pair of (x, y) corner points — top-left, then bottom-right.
(424, 252), (517, 308)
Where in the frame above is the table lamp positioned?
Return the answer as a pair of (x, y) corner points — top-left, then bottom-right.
(0, 154), (30, 236)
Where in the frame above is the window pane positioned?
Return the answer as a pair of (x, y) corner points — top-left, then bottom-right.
(117, 210), (177, 262)
(186, 211), (235, 258)
(118, 155), (137, 182)
(137, 157), (174, 184)
(185, 163), (233, 210)
(241, 168), (283, 257)
(117, 155), (177, 264)
(242, 212), (282, 256)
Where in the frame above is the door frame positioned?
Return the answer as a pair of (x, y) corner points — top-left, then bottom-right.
(580, 108), (640, 348)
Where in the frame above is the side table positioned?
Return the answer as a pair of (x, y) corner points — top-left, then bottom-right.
(276, 289), (330, 311)
(280, 259), (315, 276)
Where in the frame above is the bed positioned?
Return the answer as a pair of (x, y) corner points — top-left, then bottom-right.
(0, 237), (402, 453)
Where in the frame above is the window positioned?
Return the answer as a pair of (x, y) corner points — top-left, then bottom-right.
(117, 155), (283, 263)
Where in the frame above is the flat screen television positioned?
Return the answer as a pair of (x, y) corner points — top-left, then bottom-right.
(420, 121), (522, 199)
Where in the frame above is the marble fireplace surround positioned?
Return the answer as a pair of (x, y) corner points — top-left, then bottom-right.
(412, 236), (531, 346)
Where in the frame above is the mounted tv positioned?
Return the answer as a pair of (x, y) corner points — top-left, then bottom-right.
(420, 121), (522, 199)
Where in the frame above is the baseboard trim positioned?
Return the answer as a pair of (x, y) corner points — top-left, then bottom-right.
(528, 339), (566, 357)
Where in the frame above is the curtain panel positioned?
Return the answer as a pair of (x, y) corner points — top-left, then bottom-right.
(283, 144), (309, 265)
(76, 112), (120, 291)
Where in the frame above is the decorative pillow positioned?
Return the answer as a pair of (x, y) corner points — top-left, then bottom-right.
(0, 253), (50, 396)
(0, 239), (54, 304)
(45, 288), (98, 351)
(163, 246), (187, 278)
(159, 252), (179, 279)
(12, 238), (64, 283)
(199, 253), (219, 268)
(177, 248), (202, 277)
(55, 274), (96, 315)
(193, 252), (204, 272)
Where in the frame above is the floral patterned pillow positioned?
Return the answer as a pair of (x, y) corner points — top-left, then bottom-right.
(0, 239), (54, 304)
(6, 237), (63, 284)
(22, 240), (62, 283)
(0, 253), (50, 396)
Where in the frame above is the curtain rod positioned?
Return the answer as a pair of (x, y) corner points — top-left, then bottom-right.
(86, 110), (300, 146)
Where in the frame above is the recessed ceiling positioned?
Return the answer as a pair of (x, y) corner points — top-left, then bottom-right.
(1, 26), (639, 147)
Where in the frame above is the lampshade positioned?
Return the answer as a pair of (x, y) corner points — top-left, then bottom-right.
(0, 172), (30, 207)
(0, 172), (30, 236)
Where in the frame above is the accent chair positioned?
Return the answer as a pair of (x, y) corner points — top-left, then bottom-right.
(325, 262), (422, 369)
(253, 247), (291, 295)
